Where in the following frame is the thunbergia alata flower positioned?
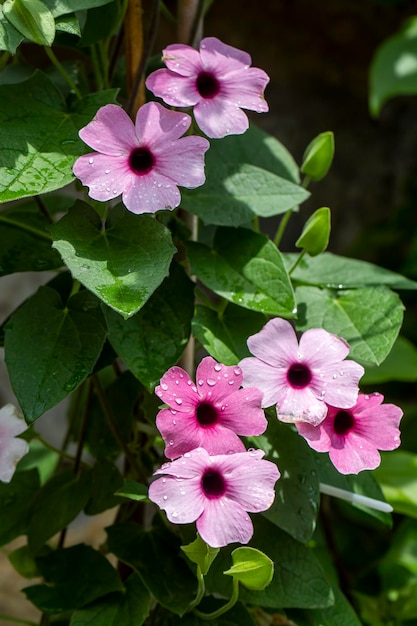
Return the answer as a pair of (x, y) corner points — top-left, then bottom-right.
(297, 393), (402, 474)
(0, 404), (29, 483)
(146, 37), (269, 139)
(155, 356), (266, 459)
(149, 447), (280, 547)
(239, 318), (364, 426)
(73, 101), (209, 214)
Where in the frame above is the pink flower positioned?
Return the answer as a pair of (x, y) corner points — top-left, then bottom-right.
(73, 102), (209, 214)
(155, 357), (266, 459)
(146, 37), (269, 139)
(297, 393), (402, 474)
(148, 447), (279, 547)
(0, 404), (29, 483)
(239, 318), (364, 427)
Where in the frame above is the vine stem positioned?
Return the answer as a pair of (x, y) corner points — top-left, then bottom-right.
(186, 565), (206, 613)
(43, 47), (82, 99)
(193, 577), (240, 620)
(288, 249), (306, 275)
(273, 209), (292, 247)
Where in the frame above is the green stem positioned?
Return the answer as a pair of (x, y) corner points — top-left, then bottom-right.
(98, 40), (110, 89)
(0, 615), (38, 626)
(90, 44), (104, 91)
(252, 216), (260, 232)
(186, 566), (206, 613)
(193, 578), (240, 620)
(0, 51), (10, 71)
(195, 287), (218, 311)
(288, 249), (306, 275)
(43, 47), (82, 99)
(35, 435), (89, 467)
(0, 213), (52, 241)
(301, 174), (312, 189)
(274, 209), (292, 247)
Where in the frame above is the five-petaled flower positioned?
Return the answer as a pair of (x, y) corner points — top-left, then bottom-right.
(155, 356), (266, 459)
(148, 447), (279, 547)
(239, 318), (364, 426)
(0, 404), (29, 483)
(73, 102), (209, 214)
(296, 393), (402, 474)
(146, 37), (269, 139)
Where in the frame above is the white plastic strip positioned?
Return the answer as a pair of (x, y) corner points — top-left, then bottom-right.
(319, 482), (393, 513)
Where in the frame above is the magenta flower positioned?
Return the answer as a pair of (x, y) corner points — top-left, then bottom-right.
(73, 102), (209, 214)
(146, 37), (269, 139)
(155, 356), (266, 459)
(296, 393), (403, 474)
(148, 447), (279, 547)
(239, 318), (364, 427)
(0, 404), (29, 483)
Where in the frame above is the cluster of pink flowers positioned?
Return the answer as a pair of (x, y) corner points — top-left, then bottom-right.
(240, 318), (403, 475)
(148, 357), (280, 548)
(73, 37), (269, 215)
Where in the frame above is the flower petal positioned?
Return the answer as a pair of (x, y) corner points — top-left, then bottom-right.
(314, 359), (364, 409)
(73, 153), (131, 202)
(193, 98), (249, 138)
(148, 474), (205, 523)
(220, 67), (269, 112)
(155, 366), (199, 412)
(199, 37), (252, 72)
(135, 101), (191, 147)
(246, 318), (299, 368)
(328, 432), (382, 474)
(122, 170), (181, 214)
(219, 388), (267, 435)
(296, 420), (332, 452)
(346, 394), (402, 450)
(156, 408), (201, 459)
(155, 135), (209, 188)
(0, 404), (27, 438)
(195, 357), (243, 404)
(0, 438), (29, 483)
(299, 328), (350, 366)
(146, 70), (200, 107)
(154, 447), (209, 479)
(239, 357), (287, 408)
(197, 497), (253, 547)
(162, 43), (202, 76)
(79, 104), (137, 155)
(198, 425), (246, 455)
(277, 387), (328, 426)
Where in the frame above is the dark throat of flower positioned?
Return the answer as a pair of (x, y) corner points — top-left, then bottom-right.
(287, 363), (312, 389)
(129, 147), (154, 175)
(333, 410), (355, 435)
(201, 469), (226, 498)
(196, 71), (220, 99)
(196, 401), (218, 427)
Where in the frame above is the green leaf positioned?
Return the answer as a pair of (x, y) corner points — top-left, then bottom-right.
(3, 0), (55, 46)
(373, 450), (417, 518)
(192, 303), (266, 365)
(301, 132), (335, 181)
(5, 285), (108, 423)
(188, 227), (296, 317)
(0, 469), (40, 547)
(27, 469), (92, 551)
(115, 479), (149, 502)
(206, 517), (333, 609)
(106, 523), (197, 616)
(181, 534), (219, 576)
(43, 0), (115, 17)
(0, 203), (62, 275)
(0, 6), (24, 53)
(17, 437), (60, 484)
(285, 251), (417, 290)
(70, 573), (151, 626)
(84, 459), (124, 515)
(250, 418), (320, 542)
(289, 587), (362, 626)
(8, 544), (40, 579)
(24, 544), (123, 613)
(104, 262), (194, 387)
(362, 336), (417, 384)
(295, 207), (331, 256)
(369, 16), (417, 116)
(55, 13), (80, 36)
(0, 72), (118, 202)
(51, 203), (176, 318)
(182, 124), (309, 226)
(224, 547), (274, 591)
(295, 285), (404, 366)
(79, 1), (119, 46)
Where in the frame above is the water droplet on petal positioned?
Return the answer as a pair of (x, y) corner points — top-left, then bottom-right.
(175, 379), (179, 385)
(198, 379), (204, 386)
(228, 380), (234, 385)
(161, 383), (168, 391)
(332, 373), (337, 379)
(169, 440), (174, 446)
(172, 420), (176, 425)
(170, 409), (177, 415)
(207, 378), (216, 386)
(163, 495), (168, 501)
(184, 452), (191, 458)
(233, 367), (241, 376)
(88, 157), (94, 164)
(187, 379), (192, 385)
(105, 169), (110, 174)
(339, 370), (344, 376)
(175, 398), (183, 405)
(214, 363), (222, 371)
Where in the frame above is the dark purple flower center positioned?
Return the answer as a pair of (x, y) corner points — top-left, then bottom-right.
(201, 469), (226, 497)
(333, 410), (355, 435)
(129, 147), (154, 175)
(287, 363), (312, 389)
(196, 71), (220, 99)
(196, 401), (218, 427)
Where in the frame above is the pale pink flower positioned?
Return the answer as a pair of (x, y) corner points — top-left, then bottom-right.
(73, 102), (209, 214)
(146, 37), (269, 139)
(148, 447), (279, 547)
(0, 404), (29, 483)
(239, 318), (364, 426)
(297, 393), (402, 474)
(155, 357), (266, 459)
